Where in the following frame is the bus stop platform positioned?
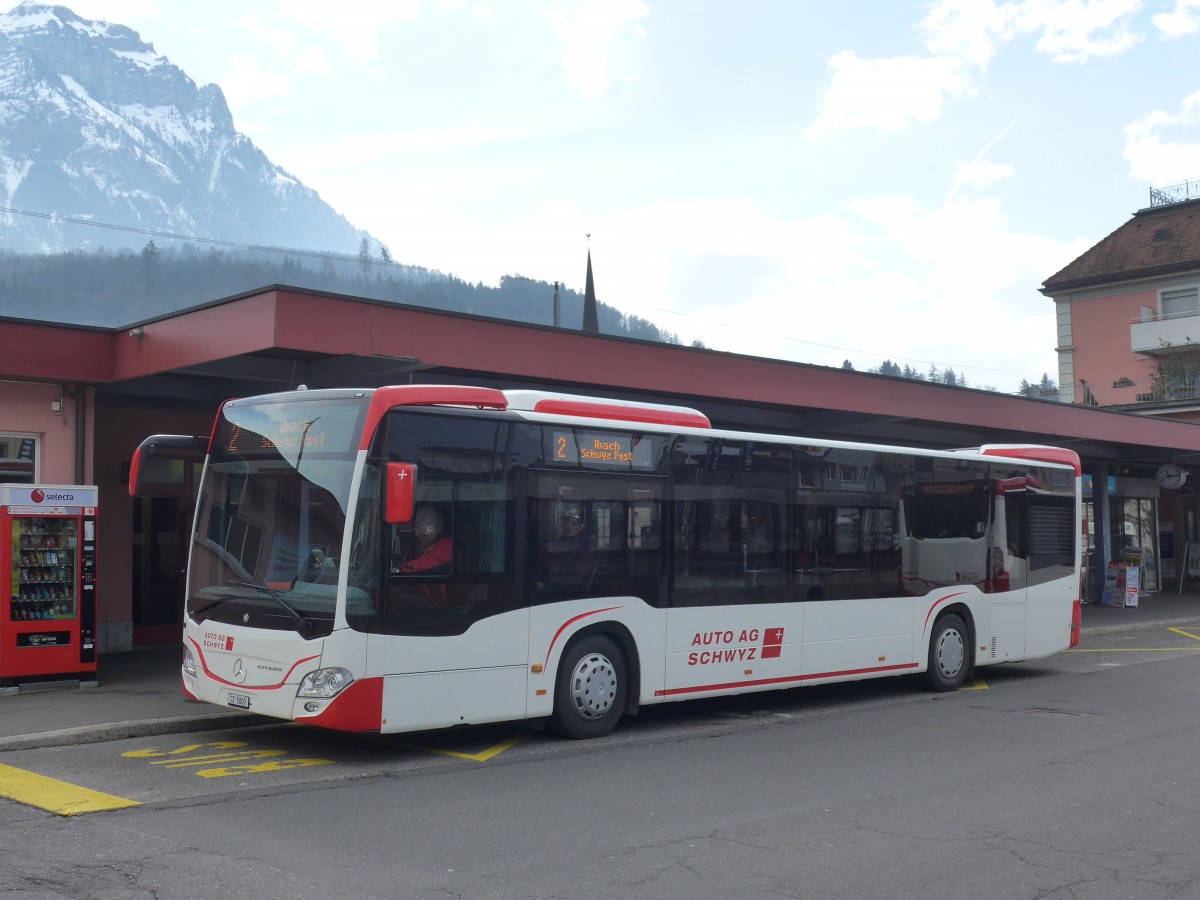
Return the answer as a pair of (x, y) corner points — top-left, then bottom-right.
(3, 592), (1200, 752)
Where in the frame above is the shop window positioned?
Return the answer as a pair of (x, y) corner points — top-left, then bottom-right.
(0, 434), (37, 483)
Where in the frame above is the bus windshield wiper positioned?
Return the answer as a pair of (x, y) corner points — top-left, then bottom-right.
(229, 581), (314, 631)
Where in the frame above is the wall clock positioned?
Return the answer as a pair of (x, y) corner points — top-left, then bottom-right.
(1156, 463), (1188, 490)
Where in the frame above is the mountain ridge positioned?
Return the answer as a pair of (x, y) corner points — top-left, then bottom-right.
(0, 2), (369, 255)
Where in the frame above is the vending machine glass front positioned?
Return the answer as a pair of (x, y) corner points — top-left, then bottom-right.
(11, 516), (77, 622)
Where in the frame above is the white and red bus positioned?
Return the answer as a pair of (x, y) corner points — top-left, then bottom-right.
(130, 385), (1082, 739)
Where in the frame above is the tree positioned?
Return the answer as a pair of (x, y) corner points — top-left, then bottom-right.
(842, 359), (855, 370)
(379, 245), (392, 265)
(1019, 374), (1059, 399)
(358, 236), (372, 274)
(877, 359), (902, 377)
(690, 339), (708, 349)
(140, 239), (161, 275)
(1150, 340), (1200, 401)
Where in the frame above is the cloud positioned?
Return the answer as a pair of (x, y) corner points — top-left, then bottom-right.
(920, 0), (1011, 67)
(1123, 90), (1200, 184)
(807, 52), (973, 139)
(542, 0), (648, 100)
(273, 0), (421, 64)
(1013, 0), (1143, 62)
(67, 0), (162, 23)
(810, 0), (1146, 138)
(1153, 0), (1200, 37)
(291, 45), (329, 76)
(273, 124), (525, 176)
(953, 158), (1015, 189)
(221, 55), (290, 107)
(236, 12), (298, 53)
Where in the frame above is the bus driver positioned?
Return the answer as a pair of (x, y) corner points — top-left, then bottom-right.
(398, 506), (453, 575)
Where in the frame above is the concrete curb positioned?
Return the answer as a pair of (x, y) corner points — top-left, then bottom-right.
(0, 712), (269, 752)
(1080, 613), (1200, 637)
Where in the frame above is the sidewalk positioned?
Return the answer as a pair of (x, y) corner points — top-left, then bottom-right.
(4, 592), (1200, 752)
(0, 644), (263, 752)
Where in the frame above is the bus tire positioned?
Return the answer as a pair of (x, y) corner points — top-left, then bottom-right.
(925, 613), (969, 692)
(550, 635), (627, 739)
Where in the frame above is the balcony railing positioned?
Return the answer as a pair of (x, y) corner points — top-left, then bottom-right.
(1072, 374), (1200, 408)
(1130, 309), (1200, 353)
(1150, 179), (1200, 207)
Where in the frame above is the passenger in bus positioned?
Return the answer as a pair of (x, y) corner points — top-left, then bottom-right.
(397, 506), (453, 575)
(542, 504), (595, 590)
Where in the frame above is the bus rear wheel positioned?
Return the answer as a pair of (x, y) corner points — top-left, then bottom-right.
(925, 613), (969, 691)
(550, 635), (627, 739)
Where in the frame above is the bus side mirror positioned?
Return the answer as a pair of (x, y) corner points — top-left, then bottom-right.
(385, 462), (416, 525)
(128, 434), (207, 498)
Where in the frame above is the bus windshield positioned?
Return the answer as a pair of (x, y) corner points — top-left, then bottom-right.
(186, 395), (369, 637)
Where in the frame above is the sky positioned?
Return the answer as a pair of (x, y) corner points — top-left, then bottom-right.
(59, 0), (1200, 392)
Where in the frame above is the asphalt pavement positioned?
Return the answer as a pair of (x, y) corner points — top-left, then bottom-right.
(3, 589), (1200, 752)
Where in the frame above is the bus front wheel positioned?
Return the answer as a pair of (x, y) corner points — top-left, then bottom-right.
(550, 635), (627, 739)
(925, 613), (969, 691)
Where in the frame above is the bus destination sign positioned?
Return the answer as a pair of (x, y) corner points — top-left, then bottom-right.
(551, 430), (654, 470)
(224, 402), (361, 456)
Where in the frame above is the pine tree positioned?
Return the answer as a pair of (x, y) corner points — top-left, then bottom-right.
(140, 239), (161, 274)
(358, 237), (372, 274)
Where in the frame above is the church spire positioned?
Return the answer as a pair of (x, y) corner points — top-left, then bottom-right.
(582, 239), (599, 334)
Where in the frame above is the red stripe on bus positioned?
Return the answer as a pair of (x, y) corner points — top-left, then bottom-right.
(542, 606), (626, 668)
(189, 637), (320, 690)
(654, 662), (919, 697)
(922, 592), (968, 632)
(359, 386), (509, 450)
(980, 445), (1081, 475)
(299, 676), (384, 733)
(530, 398), (711, 429)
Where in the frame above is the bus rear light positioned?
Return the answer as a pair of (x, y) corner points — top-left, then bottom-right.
(298, 667), (354, 698)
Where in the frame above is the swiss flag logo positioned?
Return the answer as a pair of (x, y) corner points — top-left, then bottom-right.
(761, 627), (784, 659)
(225, 637), (235, 651)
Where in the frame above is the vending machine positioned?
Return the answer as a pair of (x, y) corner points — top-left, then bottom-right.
(0, 484), (97, 683)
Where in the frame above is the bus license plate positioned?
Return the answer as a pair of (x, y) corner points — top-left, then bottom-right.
(227, 692), (251, 709)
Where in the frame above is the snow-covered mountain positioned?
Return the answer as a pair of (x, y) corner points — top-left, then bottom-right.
(0, 2), (367, 254)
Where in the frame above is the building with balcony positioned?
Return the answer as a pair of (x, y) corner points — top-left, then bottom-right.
(1042, 181), (1200, 600)
(1043, 181), (1200, 418)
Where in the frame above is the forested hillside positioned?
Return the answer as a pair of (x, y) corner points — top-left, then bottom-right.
(0, 244), (677, 344)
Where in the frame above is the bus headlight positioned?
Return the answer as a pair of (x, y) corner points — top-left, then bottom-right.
(298, 667), (354, 698)
(182, 645), (197, 677)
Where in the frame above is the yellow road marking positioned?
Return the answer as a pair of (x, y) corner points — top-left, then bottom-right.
(123, 741), (247, 758)
(398, 732), (529, 762)
(0, 763), (139, 816)
(1066, 648), (1199, 652)
(196, 758), (333, 778)
(960, 674), (988, 691)
(154, 749), (288, 768)
(1169, 627), (1200, 642)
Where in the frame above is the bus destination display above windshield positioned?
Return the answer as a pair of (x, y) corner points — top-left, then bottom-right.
(550, 429), (655, 470)
(223, 402), (362, 456)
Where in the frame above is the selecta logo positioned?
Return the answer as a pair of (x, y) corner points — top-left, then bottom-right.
(29, 489), (75, 503)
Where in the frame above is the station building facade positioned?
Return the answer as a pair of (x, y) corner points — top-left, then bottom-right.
(7, 285), (1200, 653)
